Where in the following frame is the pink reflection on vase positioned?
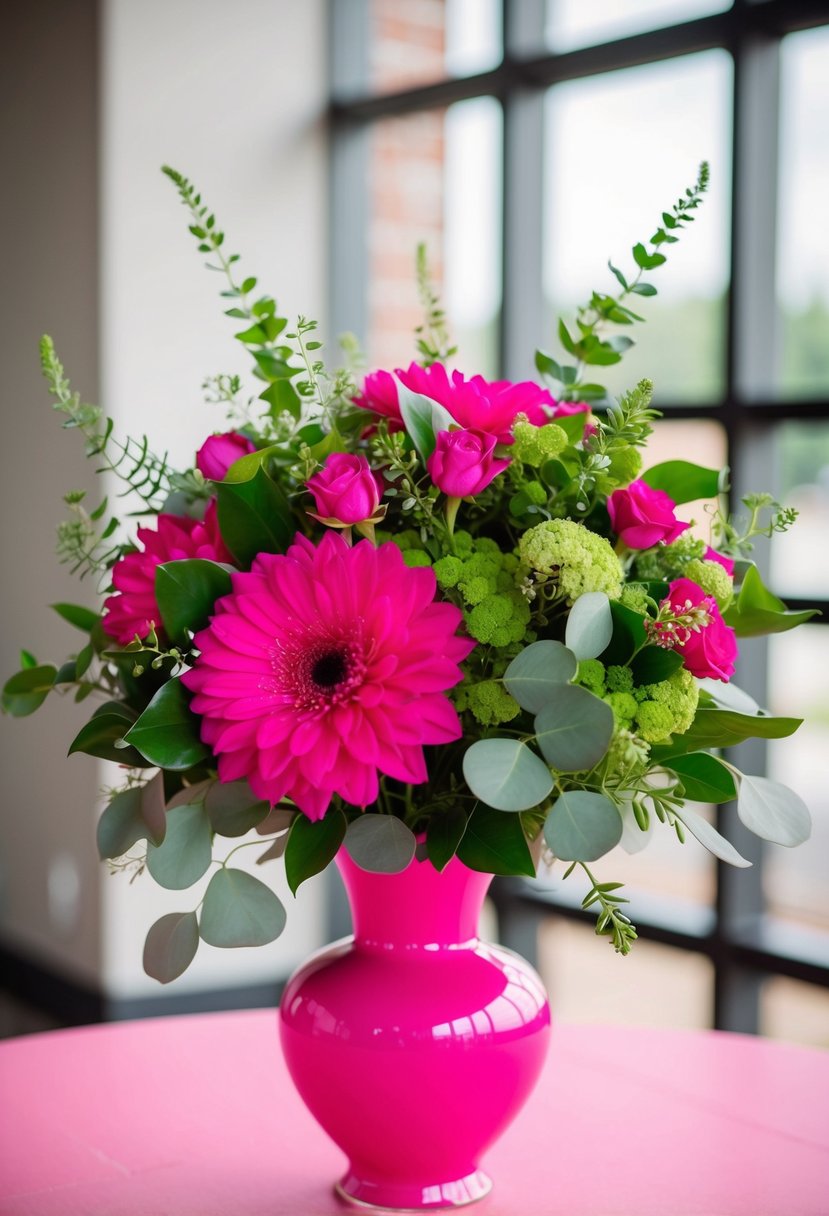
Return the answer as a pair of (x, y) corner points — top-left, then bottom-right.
(279, 847), (551, 1211)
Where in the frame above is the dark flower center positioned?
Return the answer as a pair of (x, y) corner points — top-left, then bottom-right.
(311, 650), (348, 689)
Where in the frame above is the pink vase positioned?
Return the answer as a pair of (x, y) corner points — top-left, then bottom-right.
(279, 848), (551, 1211)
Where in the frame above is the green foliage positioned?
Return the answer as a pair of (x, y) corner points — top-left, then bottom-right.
(575, 863), (638, 954)
(199, 868), (286, 948)
(2, 665), (57, 717)
(641, 460), (722, 504)
(664, 753), (736, 803)
(723, 564), (819, 637)
(462, 739), (553, 812)
(123, 679), (209, 770)
(534, 685), (615, 772)
(543, 791), (622, 862)
(216, 466), (295, 566)
(344, 814), (417, 874)
(564, 592), (613, 661)
(414, 243), (457, 366)
(146, 802), (212, 890)
(503, 640), (577, 714)
(456, 804), (536, 877)
(155, 559), (233, 647)
(285, 810), (347, 894)
(143, 912), (200, 984)
(736, 774), (811, 847)
(536, 162), (710, 404)
(426, 807), (468, 872)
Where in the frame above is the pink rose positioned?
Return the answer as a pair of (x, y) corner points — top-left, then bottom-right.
(662, 577), (738, 682)
(426, 428), (510, 498)
(306, 453), (384, 525)
(607, 479), (690, 549)
(102, 500), (234, 646)
(196, 431), (256, 481)
(704, 546), (735, 576)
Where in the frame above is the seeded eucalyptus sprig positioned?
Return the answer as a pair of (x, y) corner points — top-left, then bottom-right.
(537, 161), (710, 404)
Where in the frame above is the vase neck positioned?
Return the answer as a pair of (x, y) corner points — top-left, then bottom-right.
(335, 849), (493, 951)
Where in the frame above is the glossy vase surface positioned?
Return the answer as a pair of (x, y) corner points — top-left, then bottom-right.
(279, 849), (551, 1211)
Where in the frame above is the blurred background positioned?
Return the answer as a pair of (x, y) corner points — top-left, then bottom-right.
(1, 0), (827, 1044)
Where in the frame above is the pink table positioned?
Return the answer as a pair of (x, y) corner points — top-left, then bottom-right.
(1, 1010), (827, 1215)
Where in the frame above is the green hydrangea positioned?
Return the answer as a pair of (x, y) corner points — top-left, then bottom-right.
(620, 583), (650, 614)
(606, 665), (634, 693)
(465, 680), (521, 726)
(434, 555), (463, 588)
(576, 659), (606, 696)
(634, 700), (675, 743)
(519, 519), (623, 603)
(634, 666), (699, 742)
(606, 691), (638, 729)
(633, 535), (705, 582)
(467, 592), (530, 644)
(402, 550), (432, 569)
(512, 420), (567, 466)
(685, 558), (733, 610)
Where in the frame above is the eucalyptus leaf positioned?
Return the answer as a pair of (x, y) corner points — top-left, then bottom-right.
(673, 805), (751, 867)
(124, 679), (209, 771)
(256, 834), (290, 865)
(96, 787), (145, 860)
(462, 739), (553, 812)
(146, 803), (212, 890)
(155, 559), (232, 645)
(543, 791), (622, 862)
(345, 814), (417, 874)
(199, 868), (287, 948)
(285, 810), (346, 894)
(534, 685), (614, 772)
(503, 640), (577, 713)
(565, 592), (613, 660)
(205, 781), (270, 837)
(143, 912), (199, 983)
(456, 803), (536, 877)
(737, 775), (811, 847)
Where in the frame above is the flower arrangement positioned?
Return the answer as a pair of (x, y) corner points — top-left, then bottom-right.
(4, 163), (816, 982)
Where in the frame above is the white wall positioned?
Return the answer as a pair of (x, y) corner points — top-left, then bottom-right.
(0, 0), (330, 1002)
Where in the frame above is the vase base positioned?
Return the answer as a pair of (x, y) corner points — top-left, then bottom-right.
(335, 1168), (493, 1211)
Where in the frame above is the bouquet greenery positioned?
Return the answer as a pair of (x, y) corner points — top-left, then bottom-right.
(3, 164), (816, 983)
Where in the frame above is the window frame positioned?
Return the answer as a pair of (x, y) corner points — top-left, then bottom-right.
(328, 0), (829, 1033)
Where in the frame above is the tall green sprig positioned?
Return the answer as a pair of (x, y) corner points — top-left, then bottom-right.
(536, 162), (710, 404)
(414, 243), (457, 366)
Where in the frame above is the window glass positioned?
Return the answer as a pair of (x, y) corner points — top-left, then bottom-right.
(769, 422), (829, 599)
(367, 97), (502, 375)
(766, 628), (829, 935)
(545, 0), (730, 53)
(367, 0), (501, 96)
(761, 976), (829, 1049)
(776, 28), (829, 398)
(543, 52), (732, 405)
(538, 921), (714, 1028)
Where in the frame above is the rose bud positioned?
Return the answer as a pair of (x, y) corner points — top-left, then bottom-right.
(196, 431), (256, 481)
(607, 478), (689, 549)
(306, 453), (385, 526)
(427, 428), (510, 498)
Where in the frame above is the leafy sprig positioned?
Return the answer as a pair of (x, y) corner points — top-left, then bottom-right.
(567, 862), (638, 954)
(536, 162), (710, 404)
(711, 492), (799, 557)
(414, 243), (457, 366)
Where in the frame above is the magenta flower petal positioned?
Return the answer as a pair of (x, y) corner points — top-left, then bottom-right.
(182, 533), (474, 820)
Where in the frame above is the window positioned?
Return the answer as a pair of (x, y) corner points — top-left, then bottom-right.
(329, 0), (829, 1044)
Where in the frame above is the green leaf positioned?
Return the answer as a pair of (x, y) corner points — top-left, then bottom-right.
(345, 814), (417, 874)
(550, 413), (589, 445)
(68, 710), (149, 767)
(462, 739), (553, 812)
(123, 679), (209, 770)
(259, 379), (301, 421)
(457, 803), (536, 877)
(19, 650), (37, 670)
(426, 807), (468, 872)
(641, 460), (721, 504)
(284, 810), (346, 894)
(630, 282), (657, 297)
(146, 802), (212, 890)
(543, 791), (622, 862)
(673, 805), (750, 867)
(632, 243), (667, 270)
(155, 559), (232, 645)
(199, 868), (286, 948)
(395, 379), (455, 463)
(2, 665), (57, 717)
(558, 318), (577, 355)
(216, 465), (294, 566)
(564, 592), (613, 661)
(503, 640), (577, 714)
(630, 646), (684, 684)
(653, 708), (803, 759)
(143, 912), (200, 984)
(600, 601), (647, 666)
(534, 685), (614, 772)
(664, 752), (737, 803)
(221, 443), (283, 484)
(205, 780), (269, 837)
(737, 775), (811, 847)
(97, 787), (146, 859)
(535, 350), (563, 382)
(724, 564), (820, 638)
(51, 602), (99, 632)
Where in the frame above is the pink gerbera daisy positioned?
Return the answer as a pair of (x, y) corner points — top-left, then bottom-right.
(102, 500), (233, 646)
(355, 362), (556, 443)
(181, 532), (475, 820)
